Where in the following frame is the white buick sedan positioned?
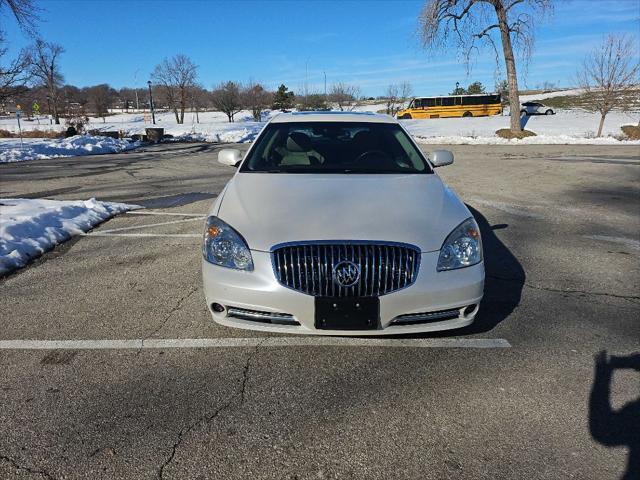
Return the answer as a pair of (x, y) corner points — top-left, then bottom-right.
(202, 112), (484, 335)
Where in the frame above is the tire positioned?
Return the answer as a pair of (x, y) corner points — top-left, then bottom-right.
(462, 111), (473, 117)
(520, 110), (528, 116)
(545, 109), (554, 115)
(398, 113), (412, 119)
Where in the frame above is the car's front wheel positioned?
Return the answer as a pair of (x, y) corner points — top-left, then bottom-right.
(520, 110), (527, 116)
(545, 109), (554, 115)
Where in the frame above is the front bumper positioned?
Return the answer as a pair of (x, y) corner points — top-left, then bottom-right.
(202, 250), (484, 336)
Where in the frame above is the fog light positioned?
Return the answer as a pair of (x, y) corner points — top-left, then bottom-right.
(463, 304), (477, 316)
(211, 303), (225, 313)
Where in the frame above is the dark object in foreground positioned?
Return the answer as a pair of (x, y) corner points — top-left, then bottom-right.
(146, 128), (164, 143)
(589, 350), (639, 480)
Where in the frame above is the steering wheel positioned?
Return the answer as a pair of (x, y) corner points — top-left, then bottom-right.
(354, 150), (390, 164)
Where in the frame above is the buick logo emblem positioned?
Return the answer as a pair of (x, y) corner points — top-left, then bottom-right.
(333, 260), (360, 287)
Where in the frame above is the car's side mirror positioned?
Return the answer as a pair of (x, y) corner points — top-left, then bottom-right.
(218, 148), (242, 167)
(429, 149), (454, 167)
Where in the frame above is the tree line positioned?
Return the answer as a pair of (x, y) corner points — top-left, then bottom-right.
(1, 46), (391, 124)
(2, 42), (415, 124)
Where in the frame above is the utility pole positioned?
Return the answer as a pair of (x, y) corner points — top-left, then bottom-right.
(15, 104), (24, 149)
(305, 58), (309, 97)
(147, 80), (156, 125)
(134, 69), (140, 111)
(323, 71), (327, 97)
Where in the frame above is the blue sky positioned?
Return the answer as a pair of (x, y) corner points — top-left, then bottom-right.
(2, 0), (639, 96)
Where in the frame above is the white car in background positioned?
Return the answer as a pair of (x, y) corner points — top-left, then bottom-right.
(202, 112), (484, 335)
(520, 101), (555, 116)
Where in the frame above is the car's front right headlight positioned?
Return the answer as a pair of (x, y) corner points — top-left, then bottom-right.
(437, 217), (483, 271)
(203, 216), (253, 271)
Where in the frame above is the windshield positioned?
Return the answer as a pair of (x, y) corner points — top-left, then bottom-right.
(240, 121), (432, 174)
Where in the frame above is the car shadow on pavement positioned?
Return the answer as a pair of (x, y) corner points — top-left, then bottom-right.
(461, 205), (525, 334)
(589, 351), (640, 480)
(399, 205), (525, 338)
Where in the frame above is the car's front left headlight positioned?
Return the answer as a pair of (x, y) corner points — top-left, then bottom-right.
(203, 216), (253, 271)
(437, 217), (483, 271)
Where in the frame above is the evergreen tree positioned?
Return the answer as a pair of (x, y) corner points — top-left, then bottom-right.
(450, 81), (487, 95)
(272, 84), (295, 110)
(466, 81), (486, 94)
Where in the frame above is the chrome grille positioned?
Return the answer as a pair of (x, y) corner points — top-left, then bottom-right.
(271, 242), (420, 297)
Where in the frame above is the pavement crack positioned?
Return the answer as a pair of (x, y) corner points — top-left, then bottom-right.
(137, 286), (198, 354)
(487, 275), (640, 304)
(155, 338), (264, 479)
(0, 454), (56, 479)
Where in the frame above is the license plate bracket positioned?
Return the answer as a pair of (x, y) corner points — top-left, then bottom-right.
(315, 297), (379, 330)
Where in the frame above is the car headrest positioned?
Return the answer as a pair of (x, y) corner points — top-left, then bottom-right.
(352, 130), (376, 147)
(286, 132), (312, 152)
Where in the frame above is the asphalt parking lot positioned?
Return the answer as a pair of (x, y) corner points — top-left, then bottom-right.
(1, 142), (639, 479)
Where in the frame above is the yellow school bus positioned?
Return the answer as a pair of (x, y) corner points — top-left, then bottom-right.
(396, 94), (502, 119)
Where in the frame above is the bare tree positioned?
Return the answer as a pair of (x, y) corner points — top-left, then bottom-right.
(0, 33), (31, 102)
(577, 34), (639, 137)
(29, 39), (64, 124)
(329, 82), (361, 111)
(398, 81), (413, 109)
(0, 0), (40, 35)
(189, 84), (211, 123)
(211, 81), (243, 122)
(298, 92), (328, 111)
(385, 84), (399, 116)
(87, 84), (115, 122)
(419, 0), (552, 133)
(152, 54), (198, 124)
(117, 87), (137, 112)
(385, 82), (412, 116)
(242, 82), (272, 121)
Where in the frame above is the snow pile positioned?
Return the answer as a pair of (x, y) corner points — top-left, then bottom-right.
(169, 122), (265, 143)
(0, 198), (138, 275)
(0, 135), (140, 163)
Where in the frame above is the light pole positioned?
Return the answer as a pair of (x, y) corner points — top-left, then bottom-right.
(46, 95), (52, 125)
(147, 80), (156, 125)
(134, 69), (140, 111)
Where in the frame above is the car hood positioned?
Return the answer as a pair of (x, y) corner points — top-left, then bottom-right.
(216, 173), (471, 252)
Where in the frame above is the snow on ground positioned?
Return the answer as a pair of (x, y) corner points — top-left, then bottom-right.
(1, 100), (639, 146)
(0, 135), (140, 163)
(0, 198), (138, 275)
(403, 109), (640, 145)
(0, 110), (272, 143)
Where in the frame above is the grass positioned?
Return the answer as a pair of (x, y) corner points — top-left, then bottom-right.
(495, 129), (537, 139)
(541, 89), (640, 111)
(621, 125), (640, 140)
(0, 129), (64, 139)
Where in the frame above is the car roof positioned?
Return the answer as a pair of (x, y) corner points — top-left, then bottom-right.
(270, 111), (398, 124)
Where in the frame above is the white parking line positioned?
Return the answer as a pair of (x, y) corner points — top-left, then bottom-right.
(0, 338), (511, 350)
(80, 233), (201, 238)
(126, 211), (206, 217)
(95, 217), (203, 234)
